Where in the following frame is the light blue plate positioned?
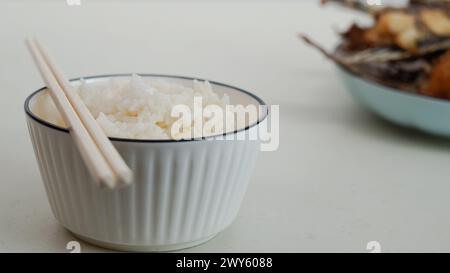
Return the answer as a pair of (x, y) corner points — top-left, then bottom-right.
(337, 66), (450, 137)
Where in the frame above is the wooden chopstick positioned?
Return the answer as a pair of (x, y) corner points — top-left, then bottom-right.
(26, 38), (117, 188)
(26, 38), (132, 188)
(32, 38), (133, 185)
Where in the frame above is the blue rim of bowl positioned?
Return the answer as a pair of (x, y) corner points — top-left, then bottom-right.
(24, 73), (269, 143)
(335, 62), (450, 105)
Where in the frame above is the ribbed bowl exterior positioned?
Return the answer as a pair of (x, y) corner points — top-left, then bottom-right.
(26, 116), (261, 250)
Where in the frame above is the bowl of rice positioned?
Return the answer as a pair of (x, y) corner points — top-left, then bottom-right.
(25, 74), (268, 252)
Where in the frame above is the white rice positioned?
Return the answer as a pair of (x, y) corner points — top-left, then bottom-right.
(32, 74), (243, 140)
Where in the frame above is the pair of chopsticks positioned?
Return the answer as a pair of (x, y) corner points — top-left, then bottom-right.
(26, 38), (133, 189)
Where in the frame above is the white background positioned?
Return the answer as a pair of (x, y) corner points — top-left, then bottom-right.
(1, 0), (450, 252)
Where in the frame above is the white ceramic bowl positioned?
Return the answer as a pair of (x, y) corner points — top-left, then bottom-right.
(25, 74), (268, 252)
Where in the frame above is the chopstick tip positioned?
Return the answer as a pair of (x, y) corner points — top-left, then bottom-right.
(120, 169), (134, 186)
(100, 173), (118, 189)
(24, 37), (33, 47)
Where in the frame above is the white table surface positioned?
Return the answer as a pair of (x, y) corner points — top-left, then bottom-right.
(1, 0), (450, 253)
